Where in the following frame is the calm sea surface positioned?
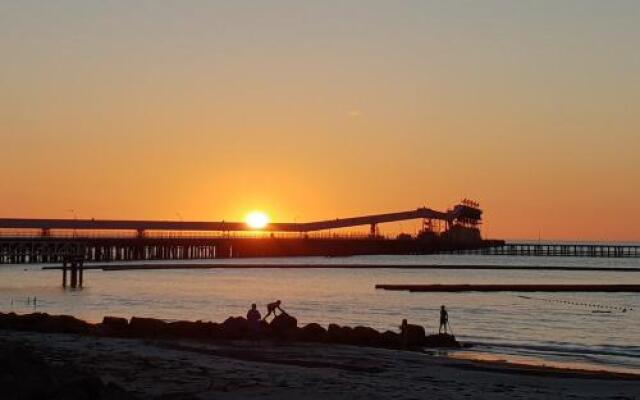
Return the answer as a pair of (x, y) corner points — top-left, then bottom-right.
(1, 254), (639, 374)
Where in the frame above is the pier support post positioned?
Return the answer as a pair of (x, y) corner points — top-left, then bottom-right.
(62, 261), (67, 287)
(70, 262), (78, 288)
(79, 262), (84, 287)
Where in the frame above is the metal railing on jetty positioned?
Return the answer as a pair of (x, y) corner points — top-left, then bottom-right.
(449, 243), (640, 258)
(0, 229), (376, 240)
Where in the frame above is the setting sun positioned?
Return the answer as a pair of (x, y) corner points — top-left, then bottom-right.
(245, 211), (270, 229)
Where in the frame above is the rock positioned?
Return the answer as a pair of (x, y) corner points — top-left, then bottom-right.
(0, 312), (8, 328)
(4, 313), (90, 334)
(299, 323), (326, 342)
(97, 316), (128, 337)
(400, 323), (425, 347)
(269, 313), (297, 334)
(167, 320), (200, 338)
(327, 324), (354, 344)
(351, 326), (381, 346)
(221, 317), (249, 339)
(16, 312), (50, 331)
(259, 319), (271, 335)
(423, 333), (461, 348)
(0, 312), (18, 329)
(0, 310), (460, 352)
(129, 317), (167, 338)
(102, 316), (128, 330)
(167, 320), (221, 339)
(379, 330), (400, 348)
(42, 314), (91, 334)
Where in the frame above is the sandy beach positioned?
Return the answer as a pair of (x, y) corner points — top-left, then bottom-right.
(2, 329), (638, 400)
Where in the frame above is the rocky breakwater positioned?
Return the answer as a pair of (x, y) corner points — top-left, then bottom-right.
(0, 311), (462, 350)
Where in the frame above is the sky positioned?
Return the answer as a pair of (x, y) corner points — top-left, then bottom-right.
(1, 1), (639, 241)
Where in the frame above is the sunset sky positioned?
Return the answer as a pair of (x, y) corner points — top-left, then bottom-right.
(1, 1), (639, 241)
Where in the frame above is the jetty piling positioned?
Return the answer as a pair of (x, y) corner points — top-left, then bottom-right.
(62, 257), (84, 288)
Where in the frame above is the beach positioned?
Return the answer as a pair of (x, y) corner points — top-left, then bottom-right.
(2, 328), (639, 400)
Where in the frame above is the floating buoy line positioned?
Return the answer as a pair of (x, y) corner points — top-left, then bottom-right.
(517, 295), (633, 313)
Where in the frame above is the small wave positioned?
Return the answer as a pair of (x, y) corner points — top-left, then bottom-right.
(464, 338), (640, 358)
(460, 338), (640, 372)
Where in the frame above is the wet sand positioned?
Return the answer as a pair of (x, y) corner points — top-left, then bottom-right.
(1, 329), (638, 400)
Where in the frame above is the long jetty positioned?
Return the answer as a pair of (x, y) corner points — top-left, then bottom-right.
(0, 203), (492, 265)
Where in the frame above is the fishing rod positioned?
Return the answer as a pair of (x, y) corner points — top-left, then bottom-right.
(446, 320), (454, 336)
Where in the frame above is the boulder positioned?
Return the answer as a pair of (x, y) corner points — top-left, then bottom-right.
(42, 314), (91, 334)
(400, 323), (426, 347)
(379, 330), (400, 348)
(267, 314), (299, 340)
(327, 324), (354, 344)
(269, 313), (297, 335)
(423, 333), (461, 348)
(167, 320), (201, 338)
(129, 317), (167, 338)
(16, 312), (50, 331)
(0, 312), (16, 329)
(100, 316), (128, 335)
(221, 317), (249, 339)
(351, 326), (381, 346)
(299, 323), (326, 342)
(102, 317), (129, 331)
(3, 313), (90, 334)
(259, 319), (271, 335)
(167, 320), (221, 339)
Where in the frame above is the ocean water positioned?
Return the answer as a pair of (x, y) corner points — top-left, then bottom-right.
(1, 254), (639, 374)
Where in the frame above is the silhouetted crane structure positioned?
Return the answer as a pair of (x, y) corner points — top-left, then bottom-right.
(2, 200), (638, 288)
(0, 203), (482, 237)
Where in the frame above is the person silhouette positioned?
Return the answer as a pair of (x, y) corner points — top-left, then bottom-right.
(439, 305), (449, 334)
(247, 303), (262, 339)
(263, 300), (285, 321)
(247, 303), (261, 323)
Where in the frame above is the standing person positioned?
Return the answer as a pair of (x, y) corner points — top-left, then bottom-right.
(247, 303), (262, 339)
(439, 305), (449, 334)
(263, 300), (285, 321)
